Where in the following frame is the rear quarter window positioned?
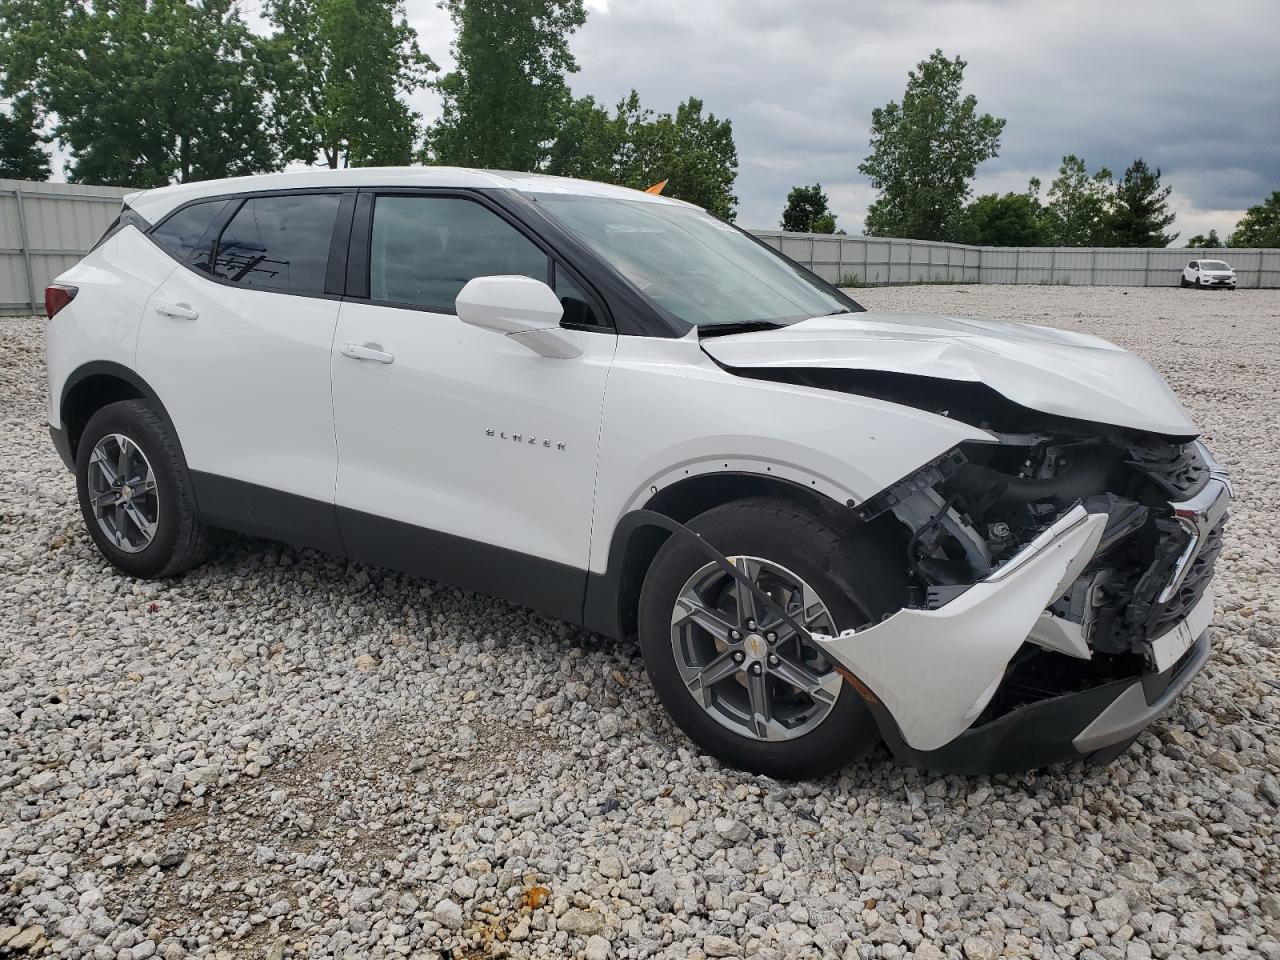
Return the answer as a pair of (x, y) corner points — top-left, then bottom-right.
(150, 199), (233, 268)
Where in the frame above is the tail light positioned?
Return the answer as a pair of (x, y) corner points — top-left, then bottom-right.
(45, 284), (78, 319)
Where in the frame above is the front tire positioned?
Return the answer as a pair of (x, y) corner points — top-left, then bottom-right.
(638, 498), (900, 779)
(75, 399), (208, 578)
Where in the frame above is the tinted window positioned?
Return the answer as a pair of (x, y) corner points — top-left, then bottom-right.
(151, 200), (232, 268)
(554, 265), (603, 327)
(212, 194), (341, 294)
(370, 196), (549, 312)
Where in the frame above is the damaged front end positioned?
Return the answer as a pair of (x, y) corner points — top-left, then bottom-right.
(810, 380), (1230, 773)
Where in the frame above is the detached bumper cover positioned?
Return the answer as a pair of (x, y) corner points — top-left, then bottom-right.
(812, 506), (1108, 751)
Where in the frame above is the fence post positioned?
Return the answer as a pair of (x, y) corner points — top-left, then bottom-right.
(13, 185), (38, 314)
(1049, 247), (1057, 285)
(1144, 249), (1152, 287)
(1089, 249), (1096, 286)
(886, 241), (893, 285)
(1014, 248), (1021, 284)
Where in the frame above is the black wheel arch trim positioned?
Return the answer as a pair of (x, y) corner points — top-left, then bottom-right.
(58, 361), (186, 468)
(583, 473), (855, 639)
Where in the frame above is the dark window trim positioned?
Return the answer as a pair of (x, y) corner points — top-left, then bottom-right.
(90, 205), (150, 252)
(145, 187), (357, 303)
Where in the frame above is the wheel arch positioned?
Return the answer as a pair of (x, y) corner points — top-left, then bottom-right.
(60, 361), (181, 465)
(582, 471), (858, 641)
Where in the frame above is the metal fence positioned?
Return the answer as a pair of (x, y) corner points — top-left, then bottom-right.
(752, 231), (1280, 289)
(1, 179), (132, 315)
(2, 178), (1278, 315)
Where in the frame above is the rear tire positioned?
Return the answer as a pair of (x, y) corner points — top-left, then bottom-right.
(1180, 276), (1190, 288)
(638, 498), (901, 779)
(75, 400), (208, 579)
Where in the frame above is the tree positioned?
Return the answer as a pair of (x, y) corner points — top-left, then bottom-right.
(1, 0), (277, 186)
(544, 95), (624, 182)
(1105, 158), (1177, 247)
(546, 91), (740, 219)
(1043, 155), (1113, 246)
(1228, 191), (1280, 247)
(859, 50), (1005, 240)
(0, 92), (50, 180)
(1184, 229), (1225, 248)
(262, 0), (434, 168)
(633, 97), (738, 218)
(781, 184), (838, 233)
(428, 0), (585, 170)
(953, 188), (1051, 247)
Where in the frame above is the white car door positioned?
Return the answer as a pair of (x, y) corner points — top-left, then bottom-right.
(330, 192), (616, 616)
(136, 191), (351, 549)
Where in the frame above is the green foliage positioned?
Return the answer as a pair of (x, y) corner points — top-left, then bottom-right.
(1228, 191), (1280, 247)
(0, 0), (277, 185)
(1105, 158), (1177, 247)
(0, 92), (50, 180)
(859, 50), (1005, 241)
(546, 91), (740, 219)
(262, 0), (434, 168)
(781, 184), (838, 233)
(1184, 229), (1225, 249)
(1043, 155), (1113, 246)
(428, 0), (585, 170)
(953, 189), (1051, 247)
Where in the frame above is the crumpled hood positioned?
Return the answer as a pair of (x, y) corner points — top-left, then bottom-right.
(701, 312), (1198, 437)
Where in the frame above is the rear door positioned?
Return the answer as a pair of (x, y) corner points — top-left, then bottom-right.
(136, 190), (353, 549)
(330, 191), (616, 617)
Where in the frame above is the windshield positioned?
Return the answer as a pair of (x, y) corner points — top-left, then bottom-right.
(533, 194), (858, 328)
(1201, 260), (1230, 271)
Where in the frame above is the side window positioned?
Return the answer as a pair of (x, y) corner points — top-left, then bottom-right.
(1189, 261), (1198, 269)
(554, 264), (604, 327)
(369, 195), (549, 312)
(150, 199), (232, 268)
(211, 194), (341, 295)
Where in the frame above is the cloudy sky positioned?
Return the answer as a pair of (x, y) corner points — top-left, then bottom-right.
(393, 0), (1278, 238)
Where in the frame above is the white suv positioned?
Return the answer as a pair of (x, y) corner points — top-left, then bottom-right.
(1182, 259), (1236, 289)
(46, 168), (1230, 778)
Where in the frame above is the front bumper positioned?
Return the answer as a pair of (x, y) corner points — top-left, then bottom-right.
(812, 462), (1228, 773)
(879, 625), (1211, 774)
(50, 423), (75, 472)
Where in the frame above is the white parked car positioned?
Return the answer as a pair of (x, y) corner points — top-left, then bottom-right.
(45, 168), (1230, 778)
(1181, 258), (1236, 289)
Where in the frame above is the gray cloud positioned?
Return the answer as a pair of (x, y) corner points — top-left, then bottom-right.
(409, 0), (1279, 236)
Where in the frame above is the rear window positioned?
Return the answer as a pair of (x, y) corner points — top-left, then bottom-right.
(150, 199), (233, 268)
(211, 194), (341, 295)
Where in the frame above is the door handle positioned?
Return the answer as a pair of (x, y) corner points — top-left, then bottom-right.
(154, 301), (198, 321)
(341, 342), (395, 364)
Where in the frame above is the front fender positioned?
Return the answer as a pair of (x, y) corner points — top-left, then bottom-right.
(589, 334), (992, 573)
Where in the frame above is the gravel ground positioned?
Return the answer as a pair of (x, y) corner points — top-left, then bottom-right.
(2, 285), (1278, 960)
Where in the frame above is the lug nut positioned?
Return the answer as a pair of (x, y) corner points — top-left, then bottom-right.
(733, 651), (744, 663)
(745, 620), (756, 631)
(768, 654), (779, 666)
(751, 663), (762, 674)
(766, 631), (777, 643)
(730, 629), (741, 641)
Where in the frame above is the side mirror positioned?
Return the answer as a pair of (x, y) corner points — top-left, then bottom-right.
(454, 275), (582, 359)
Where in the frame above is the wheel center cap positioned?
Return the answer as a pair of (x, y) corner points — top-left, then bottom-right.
(745, 633), (765, 660)
(120, 484), (133, 500)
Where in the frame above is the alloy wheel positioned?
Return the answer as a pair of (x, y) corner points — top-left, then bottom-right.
(669, 556), (843, 742)
(87, 433), (159, 554)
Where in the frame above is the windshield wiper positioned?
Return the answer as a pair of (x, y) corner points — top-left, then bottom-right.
(696, 319), (788, 338)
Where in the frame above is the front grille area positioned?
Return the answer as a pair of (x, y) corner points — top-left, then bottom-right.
(1086, 441), (1225, 654)
(1147, 513), (1225, 637)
